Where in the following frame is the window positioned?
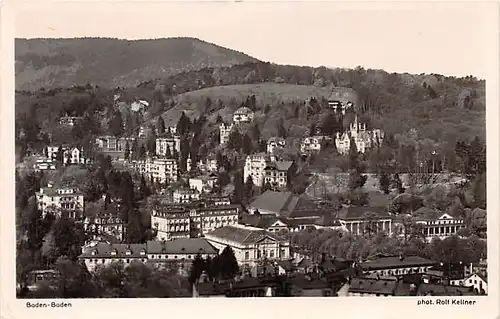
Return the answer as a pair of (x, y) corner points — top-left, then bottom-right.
(245, 252), (249, 260)
(126, 259), (130, 264)
(270, 250), (274, 258)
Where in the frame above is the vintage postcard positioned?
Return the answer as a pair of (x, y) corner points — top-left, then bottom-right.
(1, 0), (498, 318)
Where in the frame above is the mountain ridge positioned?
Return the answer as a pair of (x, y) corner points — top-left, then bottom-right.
(15, 37), (260, 91)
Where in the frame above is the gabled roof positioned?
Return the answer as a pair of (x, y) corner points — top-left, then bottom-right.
(249, 190), (296, 215)
(467, 273), (488, 284)
(417, 283), (476, 296)
(348, 277), (398, 295)
(146, 238), (218, 255)
(206, 225), (286, 245)
(360, 255), (437, 270)
(336, 206), (389, 220)
(264, 161), (293, 171)
(234, 106), (253, 115)
(79, 243), (147, 259)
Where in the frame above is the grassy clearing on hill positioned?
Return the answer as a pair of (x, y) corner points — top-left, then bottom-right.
(160, 83), (331, 121)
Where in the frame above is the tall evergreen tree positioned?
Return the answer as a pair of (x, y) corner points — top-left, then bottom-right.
(157, 116), (166, 135)
(378, 172), (391, 194)
(232, 171), (245, 204)
(147, 132), (157, 157)
(109, 110), (124, 137)
(124, 141), (130, 161)
(244, 176), (254, 199)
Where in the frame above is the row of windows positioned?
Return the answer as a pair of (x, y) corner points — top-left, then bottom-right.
(369, 267), (430, 276)
(87, 258), (147, 264)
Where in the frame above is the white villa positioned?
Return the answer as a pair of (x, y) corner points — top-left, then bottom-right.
(267, 137), (286, 154)
(156, 136), (181, 157)
(233, 107), (254, 124)
(129, 158), (178, 183)
(35, 185), (85, 218)
(300, 136), (331, 154)
(219, 122), (234, 145)
(335, 115), (384, 154)
(204, 224), (291, 267)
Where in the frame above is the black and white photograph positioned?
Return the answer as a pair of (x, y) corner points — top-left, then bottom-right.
(2, 0), (499, 316)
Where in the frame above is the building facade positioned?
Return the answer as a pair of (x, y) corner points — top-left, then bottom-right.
(335, 116), (384, 155)
(84, 213), (126, 242)
(189, 175), (218, 193)
(204, 225), (291, 267)
(414, 212), (466, 241)
(156, 136), (181, 157)
(244, 153), (281, 187)
(266, 137), (286, 154)
(300, 136), (330, 155)
(263, 161), (294, 189)
(219, 123), (234, 145)
(151, 203), (240, 240)
(336, 206), (393, 236)
(233, 107), (254, 124)
(129, 158), (178, 183)
(35, 186), (85, 218)
(173, 188), (201, 204)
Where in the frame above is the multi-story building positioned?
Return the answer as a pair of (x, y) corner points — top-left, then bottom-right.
(156, 136), (181, 157)
(95, 136), (136, 161)
(78, 243), (148, 272)
(151, 202), (240, 240)
(129, 158), (178, 183)
(78, 238), (219, 272)
(335, 115), (384, 154)
(195, 156), (218, 173)
(190, 204), (240, 235)
(450, 273), (488, 295)
(300, 136), (331, 155)
(233, 107), (254, 124)
(219, 122), (234, 145)
(58, 115), (82, 127)
(336, 206), (393, 236)
(151, 208), (191, 241)
(33, 157), (57, 171)
(413, 211), (466, 241)
(35, 185), (85, 218)
(173, 188), (201, 204)
(327, 87), (359, 115)
(84, 212), (126, 242)
(359, 254), (438, 277)
(204, 224), (291, 267)
(263, 161), (294, 189)
(200, 194), (231, 206)
(146, 238), (218, 265)
(267, 137), (286, 154)
(189, 174), (218, 193)
(46, 146), (87, 165)
(95, 136), (135, 152)
(244, 153), (279, 187)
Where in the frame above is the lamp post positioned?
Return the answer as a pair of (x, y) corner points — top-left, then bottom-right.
(431, 151), (437, 176)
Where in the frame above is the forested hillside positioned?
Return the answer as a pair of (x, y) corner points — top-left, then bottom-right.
(15, 37), (258, 91)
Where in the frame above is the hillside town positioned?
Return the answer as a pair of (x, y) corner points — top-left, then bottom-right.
(16, 71), (487, 298)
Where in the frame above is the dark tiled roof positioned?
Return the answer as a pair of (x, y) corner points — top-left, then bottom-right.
(348, 277), (398, 295)
(206, 226), (285, 245)
(264, 161), (293, 171)
(146, 238), (218, 255)
(336, 206), (390, 220)
(417, 283), (476, 296)
(249, 191), (296, 215)
(360, 255), (437, 270)
(79, 243), (147, 259)
(291, 276), (330, 290)
(234, 106), (253, 115)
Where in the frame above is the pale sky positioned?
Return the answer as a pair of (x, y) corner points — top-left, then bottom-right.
(13, 1), (496, 79)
